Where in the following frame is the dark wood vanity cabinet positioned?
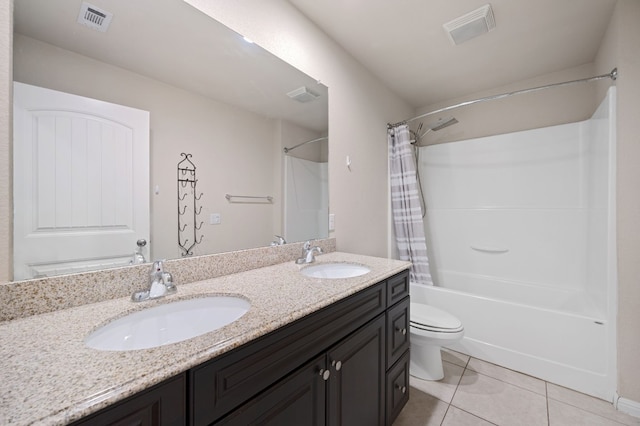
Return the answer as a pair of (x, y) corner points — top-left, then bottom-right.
(74, 269), (410, 426)
(207, 269), (410, 426)
(70, 373), (187, 426)
(219, 317), (386, 426)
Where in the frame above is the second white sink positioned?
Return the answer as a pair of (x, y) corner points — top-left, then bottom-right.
(85, 296), (250, 351)
(301, 263), (371, 279)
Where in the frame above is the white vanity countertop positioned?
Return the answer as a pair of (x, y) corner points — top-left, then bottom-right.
(0, 252), (410, 425)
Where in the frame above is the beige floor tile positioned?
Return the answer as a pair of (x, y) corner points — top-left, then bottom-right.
(393, 388), (449, 426)
(442, 406), (496, 426)
(410, 361), (465, 403)
(466, 358), (546, 395)
(548, 398), (632, 426)
(452, 369), (548, 426)
(442, 348), (470, 368)
(547, 383), (640, 425)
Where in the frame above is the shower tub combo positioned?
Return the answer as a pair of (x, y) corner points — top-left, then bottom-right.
(413, 88), (617, 401)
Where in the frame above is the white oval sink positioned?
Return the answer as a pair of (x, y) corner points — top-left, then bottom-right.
(301, 263), (371, 279)
(85, 296), (250, 351)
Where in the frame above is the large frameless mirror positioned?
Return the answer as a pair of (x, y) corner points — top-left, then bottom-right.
(11, 0), (328, 280)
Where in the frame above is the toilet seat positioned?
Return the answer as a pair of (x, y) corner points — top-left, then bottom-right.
(410, 303), (464, 333)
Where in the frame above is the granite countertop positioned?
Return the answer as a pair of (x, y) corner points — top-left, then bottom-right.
(0, 252), (410, 425)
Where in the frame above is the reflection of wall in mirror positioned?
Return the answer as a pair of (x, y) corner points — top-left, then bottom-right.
(279, 120), (328, 243)
(13, 33), (324, 261)
(284, 156), (328, 243)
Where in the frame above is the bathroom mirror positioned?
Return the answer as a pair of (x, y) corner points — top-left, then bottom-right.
(11, 0), (329, 280)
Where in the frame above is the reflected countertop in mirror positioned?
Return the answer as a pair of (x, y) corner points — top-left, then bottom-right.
(10, 0), (329, 281)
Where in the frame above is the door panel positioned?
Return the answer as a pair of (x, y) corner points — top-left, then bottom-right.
(13, 82), (150, 279)
(328, 315), (385, 426)
(217, 355), (326, 426)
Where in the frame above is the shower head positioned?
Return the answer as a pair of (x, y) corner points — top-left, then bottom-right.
(430, 116), (459, 131)
(411, 116), (459, 145)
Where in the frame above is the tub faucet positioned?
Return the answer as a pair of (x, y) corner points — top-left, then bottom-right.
(296, 240), (323, 264)
(131, 260), (176, 302)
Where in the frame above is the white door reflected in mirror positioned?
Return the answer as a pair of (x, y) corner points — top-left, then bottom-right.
(13, 82), (150, 280)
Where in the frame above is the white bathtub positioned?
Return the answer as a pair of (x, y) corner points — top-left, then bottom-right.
(411, 273), (616, 401)
(414, 88), (617, 401)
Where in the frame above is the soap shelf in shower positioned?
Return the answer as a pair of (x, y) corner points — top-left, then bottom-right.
(470, 245), (509, 254)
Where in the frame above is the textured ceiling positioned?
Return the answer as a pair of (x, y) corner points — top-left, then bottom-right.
(287, 0), (617, 108)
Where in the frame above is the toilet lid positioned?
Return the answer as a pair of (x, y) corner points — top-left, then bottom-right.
(410, 303), (463, 331)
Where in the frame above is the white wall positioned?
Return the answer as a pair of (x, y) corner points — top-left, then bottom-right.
(595, 0), (640, 407)
(284, 156), (328, 243)
(184, 0), (414, 258)
(413, 63), (599, 147)
(0, 0), (12, 282)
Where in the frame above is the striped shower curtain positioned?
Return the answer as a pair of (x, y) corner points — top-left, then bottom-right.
(388, 124), (433, 285)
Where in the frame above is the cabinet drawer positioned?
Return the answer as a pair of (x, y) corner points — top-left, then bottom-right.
(386, 350), (410, 425)
(386, 296), (410, 369)
(386, 270), (409, 307)
(190, 282), (386, 425)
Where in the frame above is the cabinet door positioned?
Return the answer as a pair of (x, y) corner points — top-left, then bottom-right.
(386, 296), (410, 369)
(386, 350), (410, 425)
(216, 355), (326, 426)
(71, 374), (186, 426)
(327, 315), (385, 426)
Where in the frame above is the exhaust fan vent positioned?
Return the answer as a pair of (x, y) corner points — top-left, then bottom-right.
(443, 4), (495, 45)
(287, 86), (320, 103)
(77, 2), (113, 32)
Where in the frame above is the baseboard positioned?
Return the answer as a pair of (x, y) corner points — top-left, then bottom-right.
(615, 394), (640, 418)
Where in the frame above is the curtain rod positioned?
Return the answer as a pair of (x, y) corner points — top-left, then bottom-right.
(387, 68), (618, 129)
(283, 136), (328, 153)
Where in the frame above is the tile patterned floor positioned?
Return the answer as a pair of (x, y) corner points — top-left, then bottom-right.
(394, 349), (640, 426)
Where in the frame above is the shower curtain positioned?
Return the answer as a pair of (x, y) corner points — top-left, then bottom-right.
(388, 124), (433, 285)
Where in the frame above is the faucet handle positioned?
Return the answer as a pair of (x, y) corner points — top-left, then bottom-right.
(303, 240), (313, 250)
(272, 235), (287, 246)
(152, 260), (164, 273)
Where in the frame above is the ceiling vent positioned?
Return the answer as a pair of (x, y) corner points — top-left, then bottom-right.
(77, 2), (113, 32)
(443, 4), (495, 45)
(287, 86), (320, 103)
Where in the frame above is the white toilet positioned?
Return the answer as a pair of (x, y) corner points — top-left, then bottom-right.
(409, 302), (464, 380)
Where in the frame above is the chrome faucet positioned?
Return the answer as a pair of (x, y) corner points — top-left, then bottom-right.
(270, 235), (287, 246)
(131, 260), (176, 302)
(296, 240), (323, 264)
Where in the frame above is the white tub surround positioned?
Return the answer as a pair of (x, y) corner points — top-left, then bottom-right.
(416, 88), (617, 401)
(0, 250), (409, 425)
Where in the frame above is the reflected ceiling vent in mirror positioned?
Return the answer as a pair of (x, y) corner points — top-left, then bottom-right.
(77, 2), (113, 32)
(443, 4), (495, 45)
(287, 86), (320, 103)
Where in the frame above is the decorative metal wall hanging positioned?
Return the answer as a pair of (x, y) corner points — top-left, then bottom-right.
(177, 153), (204, 256)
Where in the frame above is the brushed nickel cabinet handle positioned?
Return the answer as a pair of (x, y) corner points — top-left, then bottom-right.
(319, 368), (330, 380)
